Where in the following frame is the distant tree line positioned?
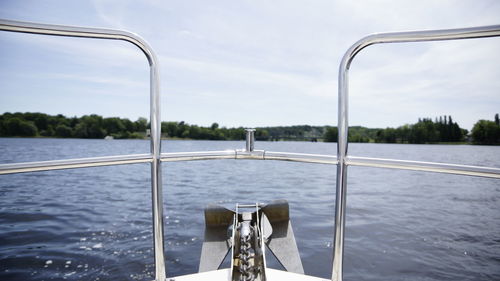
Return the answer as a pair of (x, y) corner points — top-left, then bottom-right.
(161, 121), (251, 140)
(374, 115), (467, 144)
(0, 112), (147, 139)
(256, 125), (323, 141)
(0, 113), (321, 141)
(323, 114), (500, 145)
(322, 126), (375, 143)
(0, 112), (262, 140)
(1, 112), (499, 145)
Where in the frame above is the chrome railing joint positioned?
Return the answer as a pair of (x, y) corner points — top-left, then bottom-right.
(235, 149), (265, 160)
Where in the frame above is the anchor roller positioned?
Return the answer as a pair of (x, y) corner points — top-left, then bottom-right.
(199, 200), (304, 281)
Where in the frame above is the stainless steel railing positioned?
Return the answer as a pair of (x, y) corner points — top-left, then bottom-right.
(332, 24), (500, 281)
(2, 150), (500, 178)
(0, 19), (166, 281)
(1, 19), (500, 281)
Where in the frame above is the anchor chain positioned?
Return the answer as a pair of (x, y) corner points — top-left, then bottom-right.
(238, 227), (255, 281)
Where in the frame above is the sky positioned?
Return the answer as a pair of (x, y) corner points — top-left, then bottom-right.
(0, 0), (499, 130)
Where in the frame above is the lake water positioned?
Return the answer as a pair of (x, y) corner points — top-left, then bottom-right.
(0, 138), (499, 280)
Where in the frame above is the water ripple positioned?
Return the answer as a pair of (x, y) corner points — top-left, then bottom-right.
(1, 139), (499, 280)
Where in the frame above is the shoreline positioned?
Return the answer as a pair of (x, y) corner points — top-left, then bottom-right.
(0, 136), (493, 145)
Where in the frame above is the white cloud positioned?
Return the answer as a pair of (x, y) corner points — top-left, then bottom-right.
(348, 37), (500, 129)
(1, 0), (499, 128)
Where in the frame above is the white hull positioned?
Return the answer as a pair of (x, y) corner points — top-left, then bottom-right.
(174, 268), (328, 281)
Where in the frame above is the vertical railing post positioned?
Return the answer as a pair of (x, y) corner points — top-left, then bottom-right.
(150, 58), (166, 281)
(331, 52), (351, 281)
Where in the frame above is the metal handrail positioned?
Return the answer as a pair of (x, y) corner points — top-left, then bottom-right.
(347, 156), (500, 178)
(0, 154), (152, 175)
(333, 24), (500, 281)
(0, 19), (166, 281)
(2, 151), (500, 179)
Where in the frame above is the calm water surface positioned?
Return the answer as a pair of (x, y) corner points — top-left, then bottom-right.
(0, 138), (499, 280)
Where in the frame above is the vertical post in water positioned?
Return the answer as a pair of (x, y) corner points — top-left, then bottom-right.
(245, 129), (256, 152)
(150, 59), (166, 281)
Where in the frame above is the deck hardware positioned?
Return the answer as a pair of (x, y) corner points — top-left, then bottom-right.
(200, 200), (303, 280)
(245, 129), (256, 152)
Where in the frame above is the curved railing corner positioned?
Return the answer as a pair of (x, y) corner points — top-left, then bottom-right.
(332, 24), (500, 281)
(0, 19), (166, 281)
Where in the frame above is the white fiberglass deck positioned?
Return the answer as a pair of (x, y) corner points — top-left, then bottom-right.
(173, 269), (328, 281)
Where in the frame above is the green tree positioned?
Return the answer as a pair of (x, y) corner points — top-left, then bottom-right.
(323, 127), (338, 142)
(397, 125), (411, 143)
(4, 118), (38, 136)
(376, 127), (397, 143)
(103, 117), (125, 135)
(471, 120), (500, 145)
(40, 125), (55, 137)
(73, 123), (88, 138)
(73, 115), (105, 139)
(349, 134), (369, 142)
(135, 117), (148, 133)
(122, 118), (134, 132)
(408, 118), (440, 143)
(188, 125), (201, 139)
(162, 122), (179, 138)
(55, 124), (73, 137)
(255, 129), (269, 141)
